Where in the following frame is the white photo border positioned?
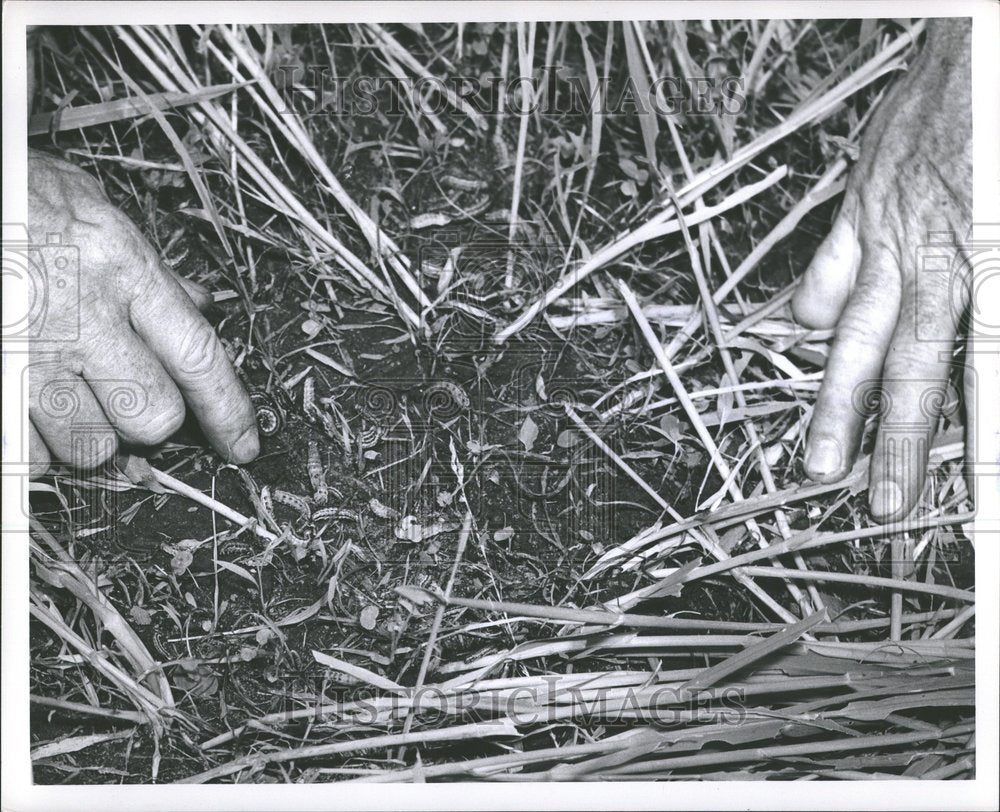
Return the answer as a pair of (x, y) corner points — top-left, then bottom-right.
(3, 2), (997, 810)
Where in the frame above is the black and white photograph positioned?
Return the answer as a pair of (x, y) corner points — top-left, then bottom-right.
(2, 1), (998, 807)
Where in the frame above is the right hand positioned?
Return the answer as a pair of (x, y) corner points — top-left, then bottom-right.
(791, 19), (971, 523)
(28, 150), (259, 474)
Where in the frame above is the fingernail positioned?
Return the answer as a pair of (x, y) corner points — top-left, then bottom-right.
(230, 425), (260, 463)
(871, 479), (904, 518)
(805, 437), (841, 477)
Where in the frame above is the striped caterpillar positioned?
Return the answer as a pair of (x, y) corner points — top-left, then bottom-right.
(272, 489), (312, 519)
(312, 507), (361, 523)
(307, 439), (328, 504)
(303, 377), (316, 416)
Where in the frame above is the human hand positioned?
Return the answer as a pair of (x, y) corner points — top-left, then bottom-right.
(791, 19), (972, 522)
(28, 150), (259, 473)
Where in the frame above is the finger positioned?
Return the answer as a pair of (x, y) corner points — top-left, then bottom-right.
(791, 198), (862, 329)
(803, 240), (901, 483)
(867, 268), (964, 523)
(80, 325), (187, 447)
(867, 366), (954, 523)
(166, 266), (213, 313)
(31, 373), (118, 469)
(128, 266), (258, 463)
(29, 421), (52, 478)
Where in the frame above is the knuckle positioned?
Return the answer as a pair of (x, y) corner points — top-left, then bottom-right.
(113, 236), (164, 303)
(75, 285), (110, 334)
(916, 286), (962, 337)
(136, 395), (186, 445)
(177, 319), (220, 379)
(68, 166), (106, 201)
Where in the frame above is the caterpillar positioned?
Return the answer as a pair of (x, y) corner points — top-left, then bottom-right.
(272, 489), (312, 519)
(163, 241), (191, 269)
(408, 195), (491, 230)
(409, 212), (451, 230)
(303, 376), (317, 417)
(307, 439), (328, 504)
(260, 485), (274, 520)
(238, 470), (277, 533)
(441, 174), (488, 191)
(312, 507), (361, 523)
(221, 540), (256, 560)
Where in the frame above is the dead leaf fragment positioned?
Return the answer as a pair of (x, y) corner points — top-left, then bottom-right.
(170, 550), (193, 577)
(519, 415), (538, 452)
(359, 605), (380, 630)
(129, 605), (152, 625)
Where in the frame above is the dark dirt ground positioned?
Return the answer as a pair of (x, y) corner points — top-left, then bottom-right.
(27, 20), (975, 784)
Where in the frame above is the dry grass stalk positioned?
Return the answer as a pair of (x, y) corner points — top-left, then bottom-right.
(495, 21), (924, 342)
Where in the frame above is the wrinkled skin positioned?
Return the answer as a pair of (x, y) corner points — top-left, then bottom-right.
(792, 19), (972, 522)
(27, 150), (259, 474)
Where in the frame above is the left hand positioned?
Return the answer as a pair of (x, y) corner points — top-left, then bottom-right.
(27, 150), (260, 473)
